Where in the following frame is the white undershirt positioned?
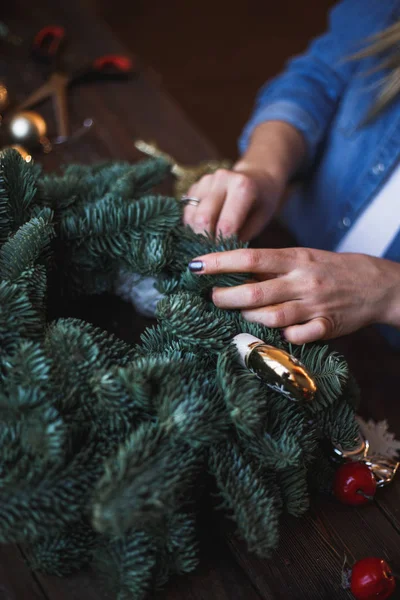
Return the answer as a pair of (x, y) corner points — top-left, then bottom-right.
(335, 165), (400, 257)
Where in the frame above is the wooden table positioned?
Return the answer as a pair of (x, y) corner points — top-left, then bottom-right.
(1, 2), (400, 599)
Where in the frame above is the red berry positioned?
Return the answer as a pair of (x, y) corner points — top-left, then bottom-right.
(351, 557), (396, 599)
(334, 461), (377, 506)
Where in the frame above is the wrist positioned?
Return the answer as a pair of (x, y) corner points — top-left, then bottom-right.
(235, 120), (307, 186)
(233, 157), (287, 190)
(375, 258), (400, 328)
(232, 161), (285, 198)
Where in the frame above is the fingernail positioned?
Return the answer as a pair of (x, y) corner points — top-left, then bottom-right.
(188, 260), (204, 273)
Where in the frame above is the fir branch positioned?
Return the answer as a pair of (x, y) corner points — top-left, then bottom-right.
(138, 323), (194, 355)
(59, 318), (136, 367)
(123, 351), (206, 410)
(93, 529), (158, 600)
(0, 437), (104, 543)
(17, 407), (66, 463)
(166, 511), (199, 575)
(241, 427), (303, 471)
(216, 344), (270, 435)
(289, 344), (349, 411)
(16, 266), (47, 335)
(26, 519), (99, 576)
(158, 378), (229, 446)
(248, 390), (318, 464)
(109, 158), (171, 198)
(92, 423), (203, 536)
(44, 319), (129, 417)
(0, 149), (41, 232)
(122, 234), (172, 275)
(0, 212), (54, 282)
(278, 466), (310, 517)
(38, 162), (133, 215)
(156, 292), (236, 351)
(314, 398), (360, 449)
(307, 449), (337, 495)
(89, 364), (157, 430)
(0, 166), (10, 245)
(0, 340), (51, 399)
(59, 195), (181, 242)
(0, 281), (39, 354)
(209, 441), (280, 557)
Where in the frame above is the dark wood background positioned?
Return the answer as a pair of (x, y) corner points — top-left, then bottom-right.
(1, 1), (400, 599)
(93, 0), (337, 158)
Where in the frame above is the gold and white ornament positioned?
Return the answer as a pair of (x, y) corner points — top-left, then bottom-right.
(233, 333), (317, 402)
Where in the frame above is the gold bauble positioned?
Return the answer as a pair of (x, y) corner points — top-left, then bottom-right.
(7, 111), (47, 149)
(134, 139), (232, 198)
(233, 333), (317, 402)
(363, 454), (400, 488)
(0, 145), (32, 162)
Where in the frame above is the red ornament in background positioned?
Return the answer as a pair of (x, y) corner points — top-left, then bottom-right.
(350, 558), (396, 599)
(334, 462), (377, 506)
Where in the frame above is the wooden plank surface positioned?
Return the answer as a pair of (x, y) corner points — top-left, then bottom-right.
(1, 1), (400, 599)
(0, 546), (47, 600)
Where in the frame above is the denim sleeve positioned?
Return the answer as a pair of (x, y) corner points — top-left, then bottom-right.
(239, 0), (398, 161)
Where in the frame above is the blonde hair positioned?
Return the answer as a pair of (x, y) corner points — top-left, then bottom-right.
(351, 20), (400, 121)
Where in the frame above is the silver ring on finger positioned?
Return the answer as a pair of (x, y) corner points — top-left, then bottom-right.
(180, 195), (201, 207)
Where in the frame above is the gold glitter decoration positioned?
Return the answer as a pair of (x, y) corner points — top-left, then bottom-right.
(134, 139), (232, 198)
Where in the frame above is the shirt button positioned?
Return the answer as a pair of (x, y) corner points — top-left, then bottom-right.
(338, 216), (351, 229)
(372, 162), (385, 175)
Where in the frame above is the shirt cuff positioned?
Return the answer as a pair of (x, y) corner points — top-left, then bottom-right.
(238, 100), (322, 160)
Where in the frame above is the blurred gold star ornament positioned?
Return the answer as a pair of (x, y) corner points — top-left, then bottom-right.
(134, 139), (232, 198)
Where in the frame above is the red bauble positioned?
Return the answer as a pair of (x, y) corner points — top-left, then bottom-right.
(334, 461), (377, 506)
(351, 558), (396, 599)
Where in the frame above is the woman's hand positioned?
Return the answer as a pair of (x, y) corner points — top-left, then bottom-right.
(183, 166), (284, 241)
(188, 247), (400, 344)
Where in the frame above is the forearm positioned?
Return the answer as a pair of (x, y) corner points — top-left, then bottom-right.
(234, 121), (307, 188)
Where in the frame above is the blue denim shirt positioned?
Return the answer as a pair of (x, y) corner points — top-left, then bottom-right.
(239, 0), (400, 348)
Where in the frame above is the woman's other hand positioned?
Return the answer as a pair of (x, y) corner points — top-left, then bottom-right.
(183, 166), (283, 241)
(188, 247), (400, 344)
(182, 120), (307, 241)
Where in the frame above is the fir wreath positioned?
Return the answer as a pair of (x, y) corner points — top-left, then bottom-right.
(0, 149), (360, 598)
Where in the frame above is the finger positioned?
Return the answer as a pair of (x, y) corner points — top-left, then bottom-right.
(212, 277), (298, 310)
(282, 316), (334, 344)
(241, 301), (309, 328)
(215, 173), (257, 238)
(182, 178), (215, 231)
(182, 181), (202, 226)
(188, 248), (298, 275)
(184, 175), (227, 235)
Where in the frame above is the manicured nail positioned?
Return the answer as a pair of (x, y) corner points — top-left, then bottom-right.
(188, 260), (204, 272)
